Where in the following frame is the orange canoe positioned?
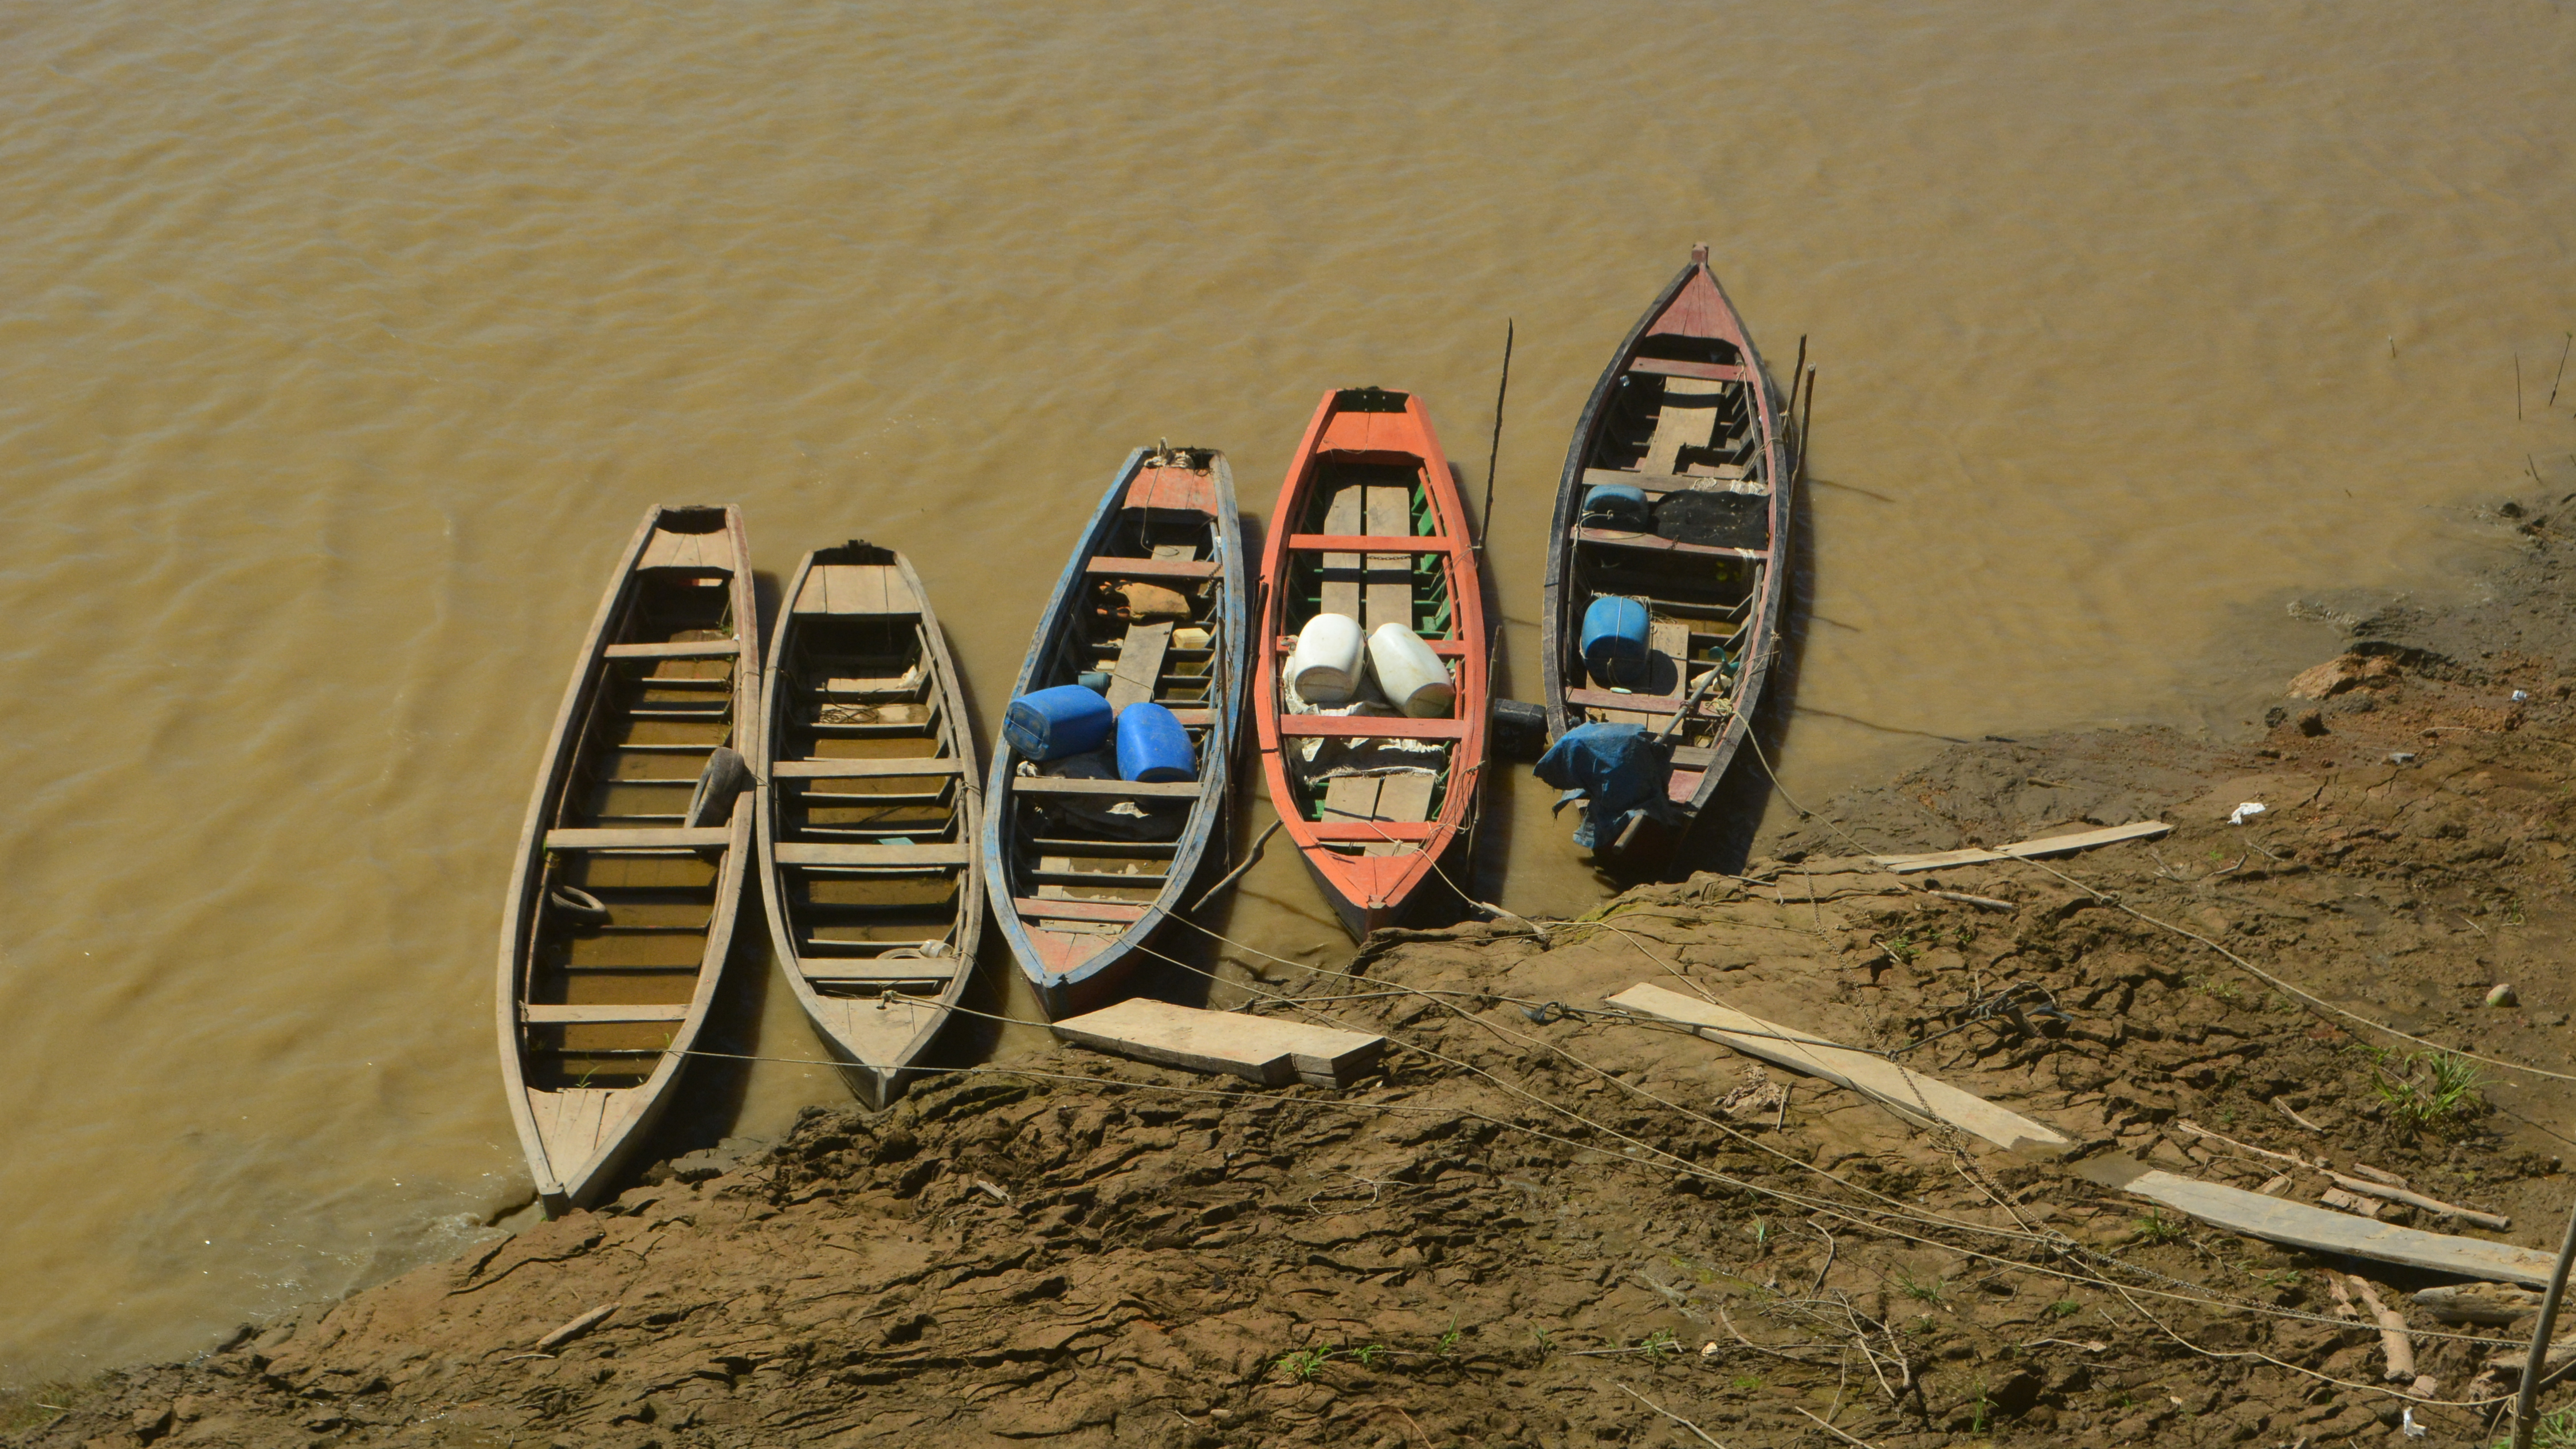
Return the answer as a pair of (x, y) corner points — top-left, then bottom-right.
(1254, 388), (1489, 940)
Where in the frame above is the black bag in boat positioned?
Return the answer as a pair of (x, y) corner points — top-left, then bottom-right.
(1652, 489), (1767, 551)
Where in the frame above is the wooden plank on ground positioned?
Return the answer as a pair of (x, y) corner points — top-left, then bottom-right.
(1320, 485), (1363, 620)
(1054, 998), (1385, 1089)
(1606, 983), (2072, 1153)
(2108, 1168), (2559, 1286)
(1871, 821), (2173, 874)
(1109, 622), (1174, 711)
(1364, 484), (1413, 632)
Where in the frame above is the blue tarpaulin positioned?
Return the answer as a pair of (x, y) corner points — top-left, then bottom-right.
(1534, 723), (1672, 851)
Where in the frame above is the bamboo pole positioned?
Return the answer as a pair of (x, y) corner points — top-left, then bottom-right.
(1476, 320), (1514, 554)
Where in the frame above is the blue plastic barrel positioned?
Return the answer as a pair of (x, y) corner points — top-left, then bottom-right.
(1114, 701), (1197, 783)
(1004, 685), (1114, 762)
(1580, 595), (1654, 688)
(1581, 482), (1651, 530)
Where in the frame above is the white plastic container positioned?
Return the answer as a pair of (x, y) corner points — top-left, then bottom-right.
(1285, 611), (1366, 705)
(1368, 622), (1455, 718)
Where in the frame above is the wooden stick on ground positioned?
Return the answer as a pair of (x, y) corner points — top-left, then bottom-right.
(2326, 1171), (2511, 1230)
(2172, 1118), (2315, 1169)
(2271, 1097), (2328, 1134)
(2349, 1276), (2417, 1383)
(535, 1303), (616, 1352)
(1612, 1381), (1727, 1448)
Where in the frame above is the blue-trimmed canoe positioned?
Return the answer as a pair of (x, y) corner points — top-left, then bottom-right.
(981, 446), (1247, 1018)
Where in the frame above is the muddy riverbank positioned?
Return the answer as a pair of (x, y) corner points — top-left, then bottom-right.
(19, 490), (2576, 1447)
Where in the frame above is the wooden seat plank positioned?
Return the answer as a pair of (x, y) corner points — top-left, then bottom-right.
(1084, 556), (1221, 581)
(773, 756), (963, 779)
(1275, 716), (1466, 740)
(546, 827), (731, 850)
(523, 1003), (692, 1024)
(1572, 526), (1766, 561)
(1014, 775), (1201, 800)
(775, 841), (971, 867)
(1581, 466), (1765, 497)
(604, 639), (742, 659)
(800, 959), (963, 983)
(1014, 896), (1150, 924)
(1283, 535), (1458, 553)
(1628, 358), (1753, 383)
(1307, 822), (1438, 842)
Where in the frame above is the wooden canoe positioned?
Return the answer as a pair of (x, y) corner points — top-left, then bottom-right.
(496, 505), (759, 1211)
(1540, 246), (1793, 859)
(1255, 388), (1489, 941)
(757, 543), (983, 1109)
(981, 447), (1247, 1019)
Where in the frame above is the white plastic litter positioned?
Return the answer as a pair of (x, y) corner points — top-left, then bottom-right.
(2514, 689), (2531, 702)
(2401, 1407), (2427, 1438)
(1366, 622), (1456, 718)
(1284, 612), (1366, 705)
(2228, 802), (2267, 826)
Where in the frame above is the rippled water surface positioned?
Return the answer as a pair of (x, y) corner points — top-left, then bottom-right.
(4, 0), (2573, 1383)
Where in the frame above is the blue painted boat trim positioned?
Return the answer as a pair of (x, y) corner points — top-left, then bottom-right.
(979, 449), (1248, 1018)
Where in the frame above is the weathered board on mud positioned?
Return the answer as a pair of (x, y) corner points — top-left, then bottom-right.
(1606, 983), (2071, 1153)
(1054, 998), (1385, 1089)
(2110, 1168), (2559, 1286)
(1870, 820), (2173, 874)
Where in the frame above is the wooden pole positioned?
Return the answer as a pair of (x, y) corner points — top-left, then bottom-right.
(1477, 319), (1514, 553)
(2518, 352), (2525, 421)
(1786, 334), (1808, 441)
(2510, 1197), (2576, 1449)
(1800, 367), (1817, 472)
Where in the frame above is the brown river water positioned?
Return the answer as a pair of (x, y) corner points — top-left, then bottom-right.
(3, 0), (2573, 1386)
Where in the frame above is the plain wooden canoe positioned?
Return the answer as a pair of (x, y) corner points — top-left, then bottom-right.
(981, 447), (1247, 1018)
(1540, 246), (1793, 860)
(496, 505), (759, 1211)
(757, 542), (983, 1108)
(1255, 388), (1489, 941)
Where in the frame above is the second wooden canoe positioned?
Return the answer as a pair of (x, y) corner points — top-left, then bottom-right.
(496, 504), (759, 1211)
(982, 446), (1247, 1019)
(1254, 388), (1489, 941)
(1540, 245), (1792, 860)
(757, 542), (983, 1109)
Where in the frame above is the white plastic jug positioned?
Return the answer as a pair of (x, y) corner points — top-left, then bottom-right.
(1368, 623), (1455, 718)
(1285, 611), (1366, 705)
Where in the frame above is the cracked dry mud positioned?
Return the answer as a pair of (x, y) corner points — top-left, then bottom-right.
(21, 490), (2576, 1448)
